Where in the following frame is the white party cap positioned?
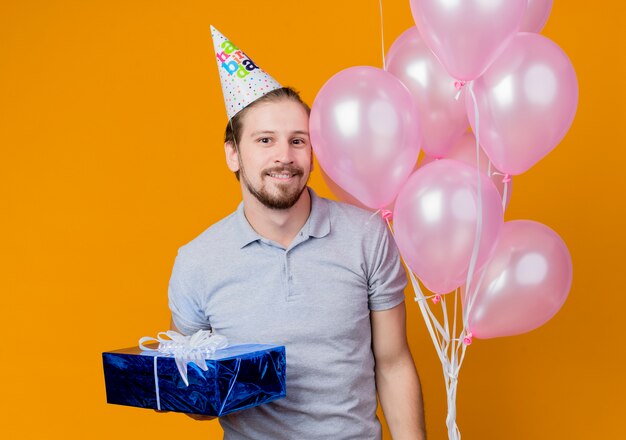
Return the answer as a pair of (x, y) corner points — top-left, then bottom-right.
(211, 25), (282, 120)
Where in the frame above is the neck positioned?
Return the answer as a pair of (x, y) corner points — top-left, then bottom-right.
(242, 187), (312, 249)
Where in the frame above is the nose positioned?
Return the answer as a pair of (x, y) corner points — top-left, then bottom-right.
(274, 139), (295, 164)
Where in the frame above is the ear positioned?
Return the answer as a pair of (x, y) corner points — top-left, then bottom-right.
(224, 141), (240, 173)
(310, 149), (315, 173)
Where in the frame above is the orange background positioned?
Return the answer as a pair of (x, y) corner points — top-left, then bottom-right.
(1, 1), (624, 438)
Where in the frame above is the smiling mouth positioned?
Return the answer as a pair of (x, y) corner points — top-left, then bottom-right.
(267, 172), (294, 179)
(265, 168), (302, 180)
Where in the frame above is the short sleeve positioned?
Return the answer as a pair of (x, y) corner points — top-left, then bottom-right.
(167, 250), (211, 335)
(366, 218), (408, 311)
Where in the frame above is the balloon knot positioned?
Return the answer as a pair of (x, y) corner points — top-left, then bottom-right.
(432, 294), (442, 304)
(502, 173), (511, 183)
(381, 209), (393, 221)
(454, 81), (466, 90)
(463, 332), (473, 346)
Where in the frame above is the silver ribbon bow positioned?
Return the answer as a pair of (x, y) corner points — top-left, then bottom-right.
(139, 329), (228, 386)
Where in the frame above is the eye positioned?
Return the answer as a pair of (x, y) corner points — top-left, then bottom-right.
(258, 137), (272, 144)
(292, 138), (308, 146)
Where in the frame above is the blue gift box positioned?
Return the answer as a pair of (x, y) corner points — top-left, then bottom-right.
(102, 344), (286, 416)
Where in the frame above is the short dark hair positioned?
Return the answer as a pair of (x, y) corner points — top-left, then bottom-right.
(224, 87), (311, 180)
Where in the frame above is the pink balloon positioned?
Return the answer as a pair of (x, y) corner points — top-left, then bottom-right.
(466, 33), (579, 175)
(520, 0), (553, 33)
(320, 167), (401, 212)
(421, 132), (513, 209)
(466, 220), (572, 339)
(393, 159), (504, 294)
(386, 27), (468, 158)
(319, 167), (370, 210)
(310, 66), (421, 209)
(410, 0), (527, 81)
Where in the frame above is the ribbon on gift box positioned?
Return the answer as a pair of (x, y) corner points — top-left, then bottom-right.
(139, 329), (228, 389)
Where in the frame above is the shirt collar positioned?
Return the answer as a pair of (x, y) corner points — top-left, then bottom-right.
(235, 187), (331, 249)
(305, 188), (331, 239)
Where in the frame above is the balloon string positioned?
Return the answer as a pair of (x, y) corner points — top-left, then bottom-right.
(462, 81), (483, 329)
(408, 270), (448, 361)
(463, 84), (510, 326)
(447, 291), (461, 440)
(369, 209), (382, 221)
(437, 81), (485, 440)
(378, 0), (386, 70)
(502, 179), (509, 211)
(461, 252), (489, 338)
(415, 293), (442, 302)
(451, 289), (458, 369)
(454, 81), (466, 100)
(441, 294), (450, 338)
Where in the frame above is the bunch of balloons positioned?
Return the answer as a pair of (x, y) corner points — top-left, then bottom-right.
(310, 2), (575, 437)
(310, 0), (574, 341)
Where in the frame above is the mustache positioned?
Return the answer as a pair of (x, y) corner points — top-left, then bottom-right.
(263, 165), (304, 176)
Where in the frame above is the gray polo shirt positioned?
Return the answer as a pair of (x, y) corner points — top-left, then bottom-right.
(168, 188), (407, 440)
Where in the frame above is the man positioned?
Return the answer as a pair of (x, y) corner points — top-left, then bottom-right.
(167, 27), (426, 439)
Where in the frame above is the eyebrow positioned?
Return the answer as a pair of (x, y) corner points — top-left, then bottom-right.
(249, 130), (310, 137)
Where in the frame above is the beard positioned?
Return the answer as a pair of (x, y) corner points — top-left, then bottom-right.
(241, 163), (309, 210)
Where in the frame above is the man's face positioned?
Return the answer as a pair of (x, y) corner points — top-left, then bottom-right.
(226, 99), (313, 210)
